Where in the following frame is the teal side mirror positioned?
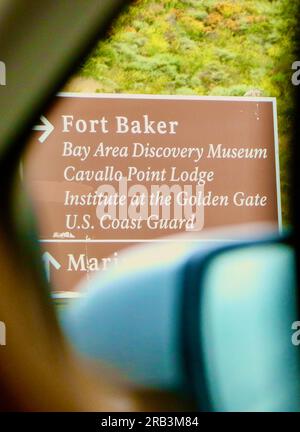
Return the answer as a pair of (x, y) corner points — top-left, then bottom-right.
(185, 241), (300, 411)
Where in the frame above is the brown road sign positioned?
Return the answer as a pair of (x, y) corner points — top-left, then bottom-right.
(24, 94), (281, 292)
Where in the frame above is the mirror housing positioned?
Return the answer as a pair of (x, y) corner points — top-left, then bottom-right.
(62, 232), (300, 411)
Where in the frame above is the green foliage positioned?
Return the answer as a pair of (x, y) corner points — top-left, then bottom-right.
(71, 0), (297, 225)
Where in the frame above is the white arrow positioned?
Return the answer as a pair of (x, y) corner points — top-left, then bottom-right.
(42, 252), (61, 283)
(33, 115), (54, 143)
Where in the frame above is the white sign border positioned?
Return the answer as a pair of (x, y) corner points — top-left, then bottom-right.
(40, 92), (282, 242)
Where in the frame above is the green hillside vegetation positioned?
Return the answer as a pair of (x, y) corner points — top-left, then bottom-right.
(66, 0), (297, 225)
